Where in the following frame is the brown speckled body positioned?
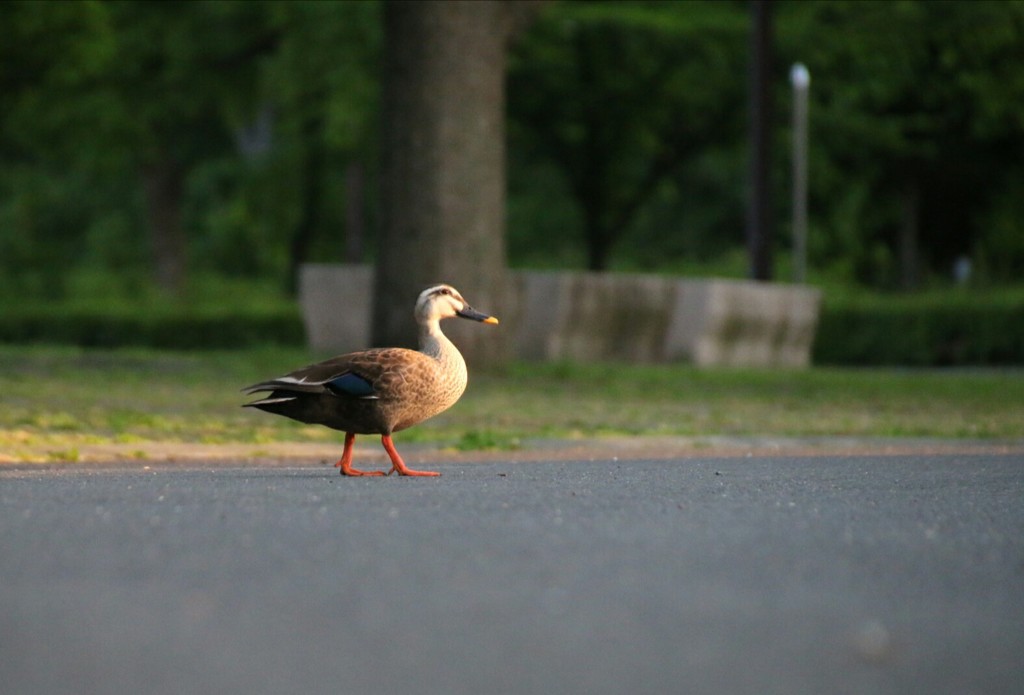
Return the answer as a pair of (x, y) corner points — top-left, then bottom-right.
(246, 341), (467, 436)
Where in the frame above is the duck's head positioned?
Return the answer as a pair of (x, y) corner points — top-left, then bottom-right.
(415, 284), (500, 325)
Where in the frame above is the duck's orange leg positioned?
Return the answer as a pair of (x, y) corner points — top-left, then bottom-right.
(335, 432), (386, 476)
(381, 434), (440, 477)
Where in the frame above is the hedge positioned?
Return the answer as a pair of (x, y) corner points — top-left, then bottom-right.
(813, 294), (1024, 366)
(0, 307), (306, 350)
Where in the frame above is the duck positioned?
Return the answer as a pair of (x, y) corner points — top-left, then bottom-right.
(243, 284), (499, 477)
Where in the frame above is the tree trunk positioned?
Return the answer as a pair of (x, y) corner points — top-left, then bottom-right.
(899, 182), (919, 290)
(141, 159), (186, 297)
(746, 0), (774, 282)
(374, 0), (539, 365)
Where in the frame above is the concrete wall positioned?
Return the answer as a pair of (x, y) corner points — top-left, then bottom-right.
(299, 264), (821, 367)
(665, 278), (822, 367)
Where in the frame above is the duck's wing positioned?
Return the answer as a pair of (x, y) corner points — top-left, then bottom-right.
(242, 348), (425, 401)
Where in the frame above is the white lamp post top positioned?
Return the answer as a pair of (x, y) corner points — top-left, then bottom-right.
(790, 63), (810, 90)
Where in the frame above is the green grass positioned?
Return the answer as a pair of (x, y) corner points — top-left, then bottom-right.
(1, 345), (1022, 462)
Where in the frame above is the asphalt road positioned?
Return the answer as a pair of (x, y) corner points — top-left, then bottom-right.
(2, 454), (1022, 695)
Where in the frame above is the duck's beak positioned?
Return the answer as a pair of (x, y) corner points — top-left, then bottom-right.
(457, 306), (499, 324)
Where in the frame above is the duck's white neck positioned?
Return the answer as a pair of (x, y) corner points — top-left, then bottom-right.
(418, 319), (468, 392)
(418, 319), (454, 360)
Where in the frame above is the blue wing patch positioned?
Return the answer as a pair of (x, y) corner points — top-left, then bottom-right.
(325, 372), (377, 399)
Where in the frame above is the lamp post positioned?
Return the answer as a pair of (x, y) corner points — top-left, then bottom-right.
(790, 62), (810, 284)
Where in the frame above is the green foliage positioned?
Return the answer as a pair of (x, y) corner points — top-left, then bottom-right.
(0, 307), (304, 350)
(509, 1), (748, 270)
(0, 0), (380, 299)
(776, 0), (1024, 286)
(0, 275), (304, 349)
(814, 288), (1024, 365)
(2, 0), (1024, 313)
(508, 0), (1024, 282)
(973, 168), (1024, 280)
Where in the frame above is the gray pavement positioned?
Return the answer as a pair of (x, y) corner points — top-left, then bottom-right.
(2, 454), (1022, 695)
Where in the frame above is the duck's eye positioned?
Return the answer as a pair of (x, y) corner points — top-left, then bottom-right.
(439, 288), (451, 296)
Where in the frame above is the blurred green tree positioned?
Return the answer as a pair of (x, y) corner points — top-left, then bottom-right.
(1, 0), (381, 300)
(2, 0), (1023, 305)
(261, 0), (380, 292)
(99, 1), (280, 296)
(509, 1), (748, 272)
(1, 0), (121, 298)
(1, 0), (280, 297)
(509, 0), (1024, 285)
(777, 0), (1024, 286)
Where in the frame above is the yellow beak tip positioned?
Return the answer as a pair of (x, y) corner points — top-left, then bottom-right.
(484, 316), (500, 325)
